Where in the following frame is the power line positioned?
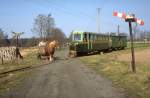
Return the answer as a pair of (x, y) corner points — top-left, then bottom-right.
(32, 0), (111, 33)
(47, 4), (95, 31)
(47, 0), (95, 19)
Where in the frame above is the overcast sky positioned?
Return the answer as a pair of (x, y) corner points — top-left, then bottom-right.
(0, 0), (149, 38)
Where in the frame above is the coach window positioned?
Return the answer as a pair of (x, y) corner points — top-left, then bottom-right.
(119, 36), (121, 41)
(104, 36), (106, 41)
(92, 35), (94, 40)
(74, 33), (81, 41)
(97, 36), (99, 40)
(94, 35), (97, 41)
(89, 34), (91, 41)
(96, 35), (98, 40)
(90, 34), (94, 41)
(97, 35), (99, 40)
(99, 36), (101, 40)
(105, 36), (107, 40)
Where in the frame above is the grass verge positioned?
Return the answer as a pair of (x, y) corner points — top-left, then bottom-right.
(80, 44), (150, 98)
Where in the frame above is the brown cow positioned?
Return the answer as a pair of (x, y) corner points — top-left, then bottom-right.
(44, 40), (59, 61)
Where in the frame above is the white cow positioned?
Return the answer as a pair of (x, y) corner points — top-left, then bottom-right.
(38, 41), (47, 47)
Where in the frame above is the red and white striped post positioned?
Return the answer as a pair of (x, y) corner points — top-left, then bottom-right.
(113, 12), (144, 25)
(113, 12), (144, 73)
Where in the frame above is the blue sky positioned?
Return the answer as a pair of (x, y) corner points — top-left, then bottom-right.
(0, 0), (149, 38)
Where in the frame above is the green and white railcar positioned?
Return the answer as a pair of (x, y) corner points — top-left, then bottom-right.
(69, 31), (127, 57)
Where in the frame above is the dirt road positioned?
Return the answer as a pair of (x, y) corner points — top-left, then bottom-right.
(1, 50), (125, 98)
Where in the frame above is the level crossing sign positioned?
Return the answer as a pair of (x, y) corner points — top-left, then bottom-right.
(113, 11), (144, 73)
(113, 11), (144, 25)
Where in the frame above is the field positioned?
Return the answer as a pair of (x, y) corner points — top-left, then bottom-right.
(80, 43), (150, 98)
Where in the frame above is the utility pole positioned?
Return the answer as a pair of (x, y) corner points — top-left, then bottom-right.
(97, 8), (101, 33)
(12, 32), (24, 59)
(12, 32), (24, 47)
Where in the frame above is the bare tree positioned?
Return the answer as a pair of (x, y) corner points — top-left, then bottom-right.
(32, 14), (55, 40)
(12, 32), (24, 47)
(25, 37), (38, 47)
(0, 28), (4, 39)
(141, 30), (150, 41)
(46, 14), (55, 37)
(68, 31), (73, 42)
(146, 31), (150, 41)
(0, 28), (11, 46)
(50, 28), (66, 41)
(132, 23), (142, 41)
(132, 23), (148, 41)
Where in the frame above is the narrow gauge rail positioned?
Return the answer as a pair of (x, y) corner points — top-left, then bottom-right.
(0, 62), (52, 78)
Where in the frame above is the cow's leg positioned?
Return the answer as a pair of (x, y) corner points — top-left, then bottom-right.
(51, 54), (54, 61)
(49, 55), (52, 61)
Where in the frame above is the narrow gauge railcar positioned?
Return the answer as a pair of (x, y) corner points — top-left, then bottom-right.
(69, 31), (127, 57)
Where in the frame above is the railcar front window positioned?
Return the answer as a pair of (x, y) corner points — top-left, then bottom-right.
(74, 34), (81, 41)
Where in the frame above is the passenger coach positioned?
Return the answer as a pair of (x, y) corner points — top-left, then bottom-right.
(69, 31), (127, 57)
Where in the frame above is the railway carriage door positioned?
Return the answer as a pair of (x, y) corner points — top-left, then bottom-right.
(91, 34), (93, 50)
(88, 34), (93, 51)
(87, 34), (90, 50)
(83, 33), (87, 42)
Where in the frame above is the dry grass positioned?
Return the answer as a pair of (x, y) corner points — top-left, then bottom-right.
(80, 45), (150, 98)
(20, 47), (39, 56)
(118, 48), (150, 64)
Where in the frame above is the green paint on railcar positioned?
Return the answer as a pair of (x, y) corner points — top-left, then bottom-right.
(111, 35), (127, 49)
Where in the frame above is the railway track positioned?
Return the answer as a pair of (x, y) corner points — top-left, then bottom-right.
(0, 62), (52, 78)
